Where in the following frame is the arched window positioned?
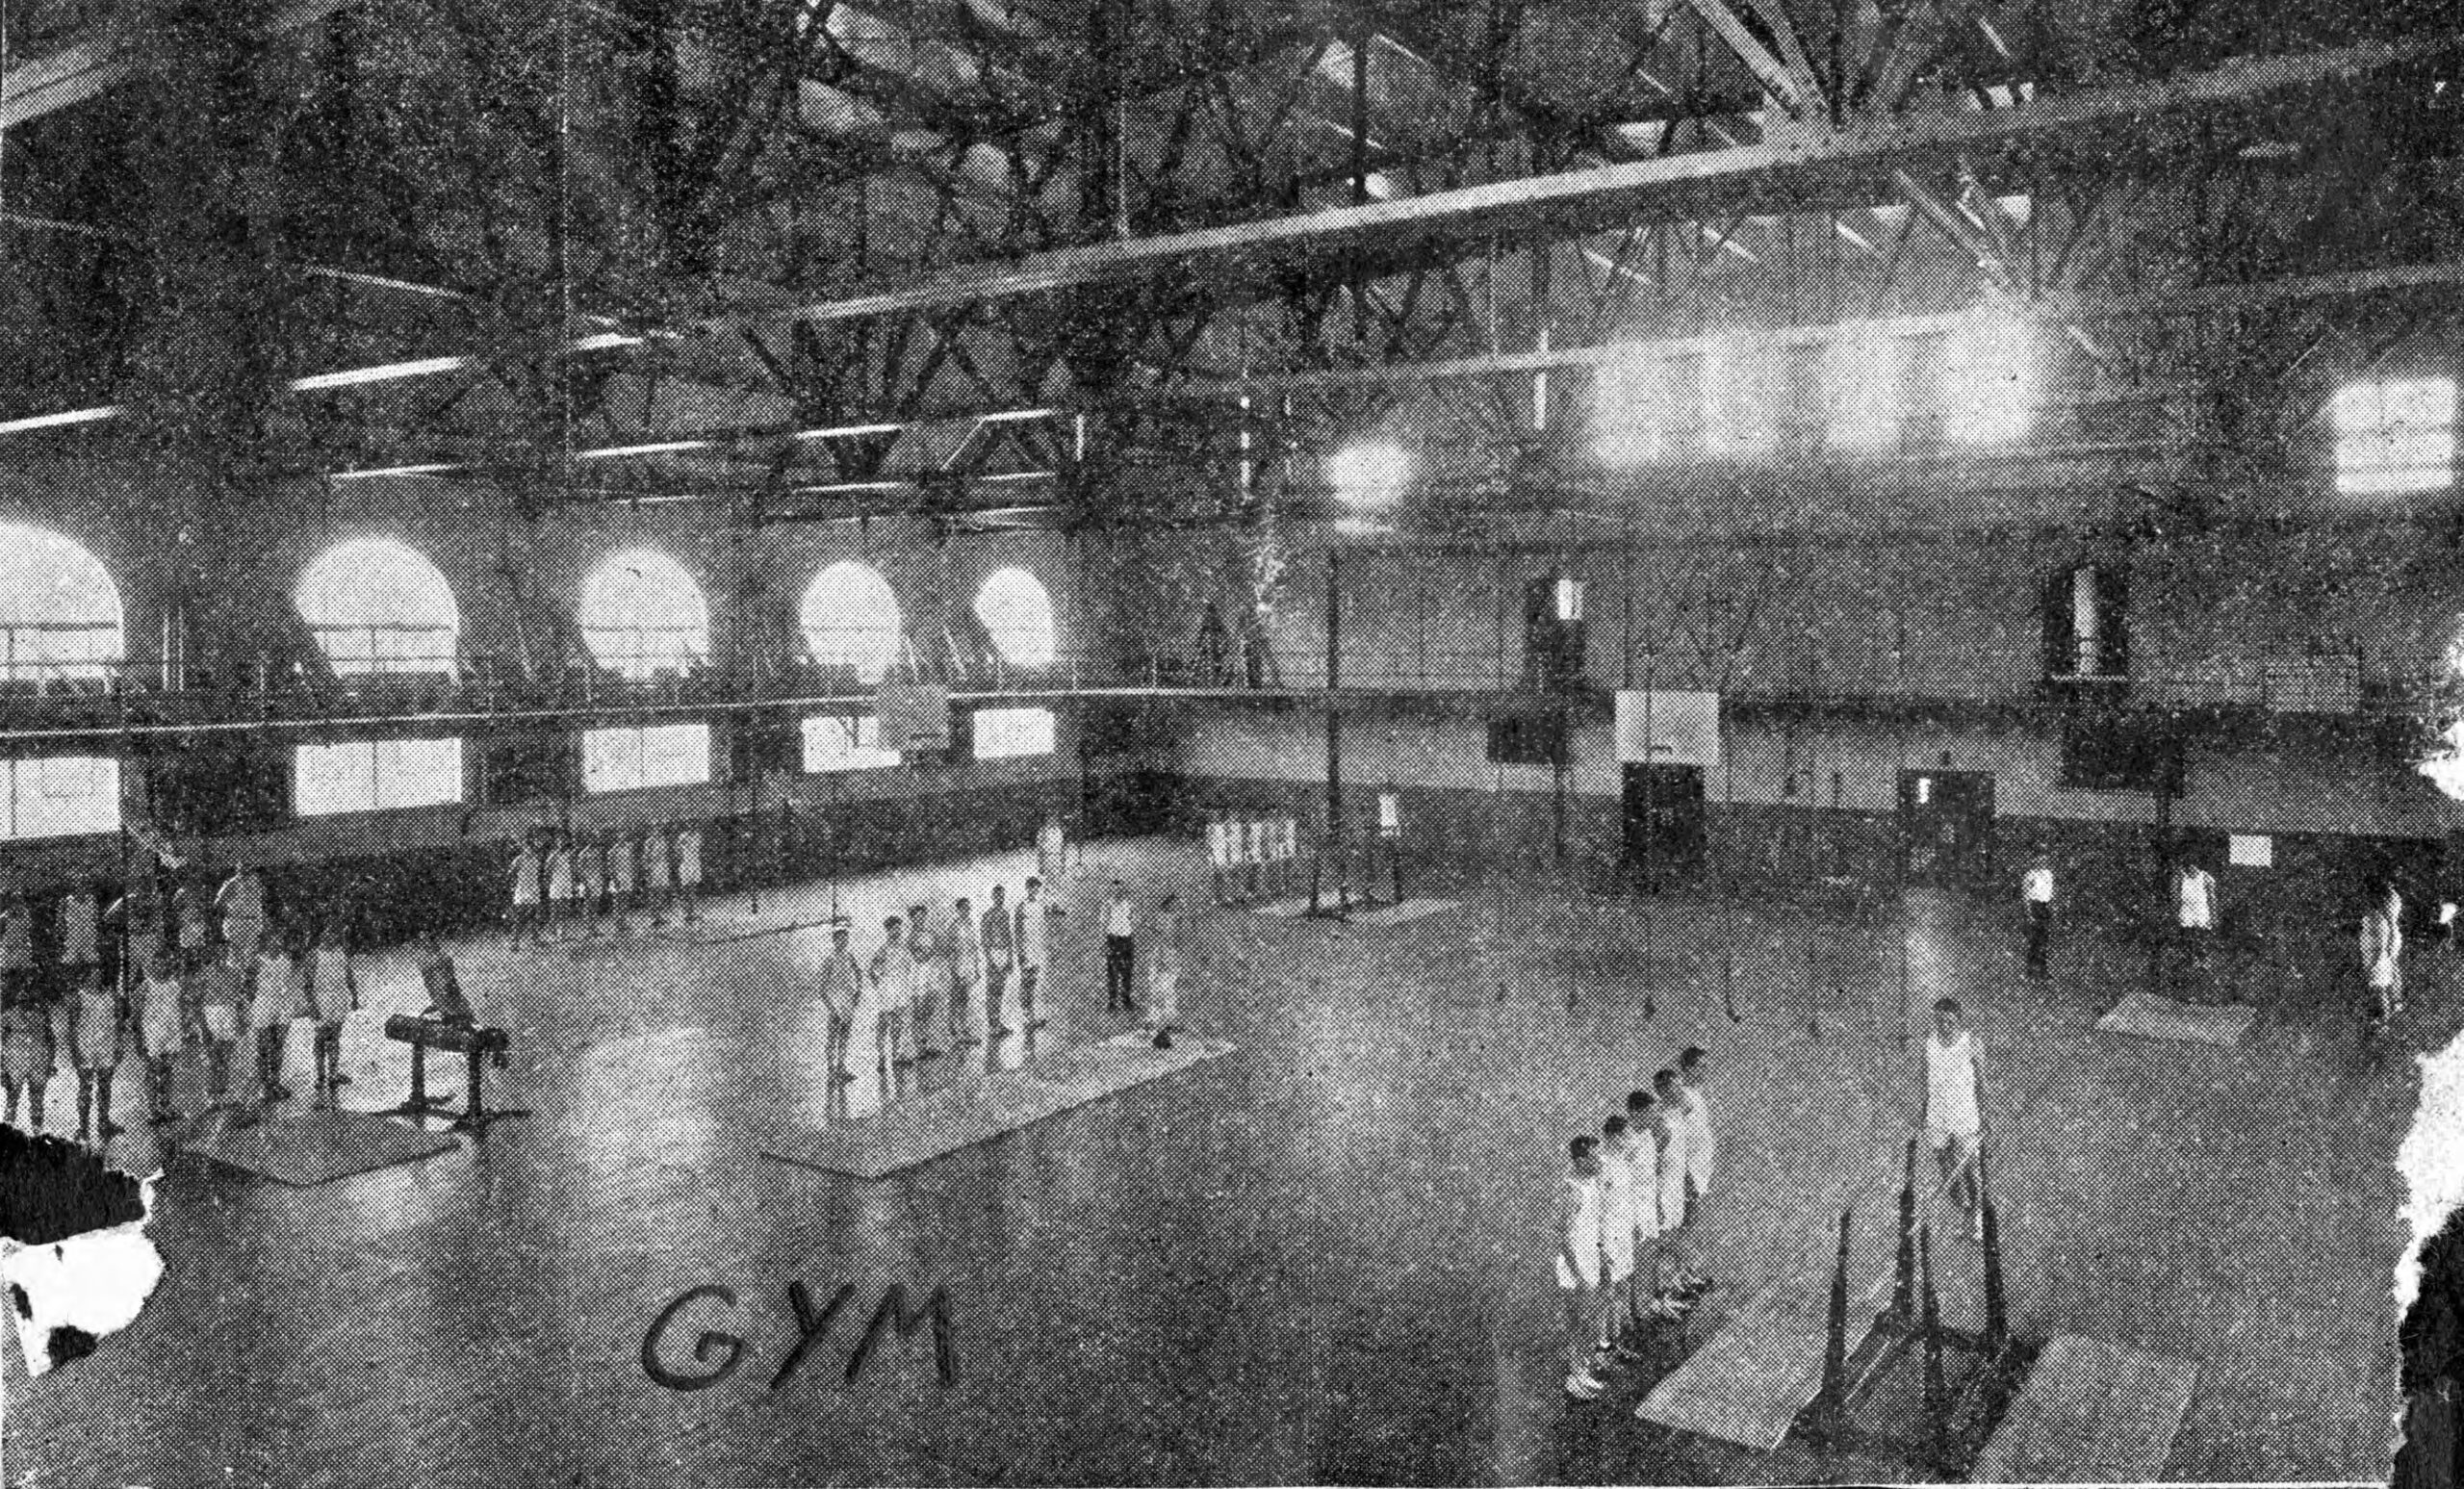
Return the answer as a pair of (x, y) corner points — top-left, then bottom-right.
(580, 548), (709, 680)
(972, 567), (1056, 668)
(296, 537), (460, 677)
(0, 524), (123, 685)
(801, 560), (902, 682)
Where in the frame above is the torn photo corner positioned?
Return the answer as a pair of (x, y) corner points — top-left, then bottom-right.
(0, 1129), (162, 1378)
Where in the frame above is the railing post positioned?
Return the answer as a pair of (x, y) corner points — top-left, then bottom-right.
(1920, 1224), (1951, 1472)
(1979, 1143), (2008, 1359)
(1892, 1136), (1919, 1325)
(1810, 1206), (1854, 1450)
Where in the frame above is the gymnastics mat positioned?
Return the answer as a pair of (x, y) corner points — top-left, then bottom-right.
(1631, 1277), (1883, 1451)
(763, 1034), (1238, 1179)
(1969, 1336), (2196, 1483)
(2095, 991), (2255, 1046)
(1348, 897), (1457, 927)
(648, 914), (834, 946)
(180, 1104), (457, 1186)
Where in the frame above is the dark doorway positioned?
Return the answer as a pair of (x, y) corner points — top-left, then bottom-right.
(1899, 770), (1996, 887)
(1624, 764), (1706, 889)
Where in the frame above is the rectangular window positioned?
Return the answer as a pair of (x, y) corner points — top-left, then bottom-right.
(1486, 710), (1565, 767)
(1, 756), (120, 839)
(295, 738), (465, 816)
(582, 723), (711, 793)
(2334, 375), (2456, 495)
(1592, 348), (1683, 465)
(1826, 325), (1905, 449)
(1699, 339), (1769, 458)
(972, 706), (1055, 760)
(801, 713), (901, 773)
(1939, 313), (2036, 445)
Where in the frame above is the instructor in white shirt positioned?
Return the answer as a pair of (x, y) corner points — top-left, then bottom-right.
(2021, 853), (2055, 979)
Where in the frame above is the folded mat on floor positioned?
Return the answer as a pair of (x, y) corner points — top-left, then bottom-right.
(763, 1034), (1238, 1178)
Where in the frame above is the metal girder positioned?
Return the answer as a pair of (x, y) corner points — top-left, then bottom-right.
(1679, 0), (1821, 124)
(706, 33), (2451, 333)
(0, 0), (364, 133)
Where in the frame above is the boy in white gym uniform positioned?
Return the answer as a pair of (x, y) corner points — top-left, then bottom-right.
(947, 897), (983, 1048)
(1678, 1045), (1716, 1223)
(1017, 876), (1054, 1032)
(136, 950), (185, 1123)
(869, 916), (913, 1096)
(1556, 1135), (1610, 1399)
(1921, 996), (1988, 1242)
(1208, 809), (1235, 905)
(677, 823), (705, 923)
(1595, 1114), (1641, 1359)
(906, 906), (948, 1061)
(1620, 1091), (1668, 1342)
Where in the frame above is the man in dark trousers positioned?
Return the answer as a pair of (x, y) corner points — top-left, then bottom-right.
(2020, 851), (2055, 979)
(1102, 880), (1138, 1016)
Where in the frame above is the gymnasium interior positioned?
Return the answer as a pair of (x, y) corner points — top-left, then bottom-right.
(2, 1), (2461, 1483)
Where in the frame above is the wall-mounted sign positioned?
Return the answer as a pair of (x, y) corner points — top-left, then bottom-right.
(2228, 834), (2273, 868)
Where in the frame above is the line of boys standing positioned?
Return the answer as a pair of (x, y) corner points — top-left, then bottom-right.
(1208, 808), (1300, 905)
(508, 820), (706, 946)
(1, 860), (366, 1146)
(809, 876), (1061, 1118)
(1558, 1048), (1717, 1402)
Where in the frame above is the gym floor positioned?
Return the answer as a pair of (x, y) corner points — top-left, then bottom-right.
(2, 836), (2429, 1485)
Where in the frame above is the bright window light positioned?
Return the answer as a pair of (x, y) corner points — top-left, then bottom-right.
(1, 756), (119, 839)
(296, 537), (460, 678)
(582, 723), (711, 793)
(295, 738), (464, 815)
(2334, 376), (2456, 495)
(1554, 577), (1585, 623)
(972, 567), (1056, 668)
(0, 525), (123, 686)
(802, 713), (900, 772)
(580, 548), (709, 680)
(800, 560), (903, 682)
(1700, 338), (1771, 458)
(1938, 312), (2036, 445)
(1827, 325), (1905, 450)
(1592, 347), (1680, 465)
(972, 706), (1055, 759)
(1328, 441), (1411, 506)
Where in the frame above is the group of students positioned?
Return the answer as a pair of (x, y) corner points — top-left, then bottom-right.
(1556, 1049), (1718, 1402)
(1207, 809), (1301, 905)
(0, 860), (372, 1144)
(508, 821), (706, 945)
(2023, 848), (2441, 1028)
(808, 877), (1058, 1117)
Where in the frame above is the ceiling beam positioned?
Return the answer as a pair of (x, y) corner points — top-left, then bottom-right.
(0, 0), (364, 134)
(707, 32), (2451, 334)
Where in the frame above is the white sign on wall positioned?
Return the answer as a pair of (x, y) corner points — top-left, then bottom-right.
(2229, 833), (2273, 868)
(1614, 690), (1721, 769)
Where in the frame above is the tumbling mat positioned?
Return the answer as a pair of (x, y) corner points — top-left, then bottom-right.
(648, 914), (835, 946)
(763, 1033), (1238, 1179)
(2095, 991), (2256, 1046)
(1348, 897), (1457, 927)
(180, 1105), (458, 1186)
(1970, 1336), (2196, 1483)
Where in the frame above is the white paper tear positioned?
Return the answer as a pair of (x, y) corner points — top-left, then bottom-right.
(2395, 1024), (2464, 1465)
(1, 1172), (164, 1376)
